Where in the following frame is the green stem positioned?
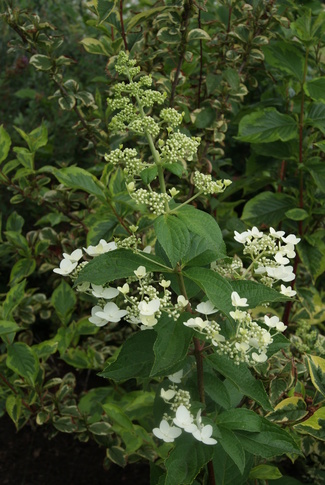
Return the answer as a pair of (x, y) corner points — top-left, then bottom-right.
(169, 190), (204, 213)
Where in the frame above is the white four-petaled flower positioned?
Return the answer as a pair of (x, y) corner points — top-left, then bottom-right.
(196, 300), (218, 315)
(95, 302), (128, 323)
(152, 420), (182, 442)
(231, 291), (248, 308)
(84, 240), (117, 256)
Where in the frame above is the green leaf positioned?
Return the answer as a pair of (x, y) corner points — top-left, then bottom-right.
(140, 165), (158, 184)
(306, 103), (325, 134)
(237, 108), (297, 143)
(88, 421), (112, 435)
(125, 6), (170, 32)
(297, 240), (325, 284)
(217, 427), (246, 474)
(3, 280), (26, 320)
(242, 191), (295, 226)
(75, 91), (95, 107)
(80, 37), (111, 55)
(6, 211), (24, 232)
(266, 396), (307, 423)
(9, 258), (36, 285)
(216, 408), (266, 432)
(231, 280), (288, 308)
(207, 354), (272, 411)
(86, 212), (117, 245)
(0, 320), (20, 336)
(61, 349), (90, 369)
(157, 27), (181, 45)
(285, 208), (309, 221)
(204, 371), (231, 410)
(53, 416), (78, 433)
(30, 54), (53, 71)
(263, 42), (305, 81)
(99, 330), (156, 381)
(28, 124), (48, 152)
(51, 280), (76, 326)
(96, 0), (115, 24)
(176, 205), (226, 261)
(305, 158), (325, 193)
(50, 166), (106, 201)
(194, 107), (216, 129)
(304, 77), (325, 103)
(13, 147), (34, 170)
(106, 446), (127, 467)
(0, 125), (11, 163)
(306, 355), (325, 397)
(76, 249), (168, 285)
(58, 95), (76, 110)
(154, 214), (190, 268)
(235, 420), (300, 458)
(212, 445), (253, 485)
(150, 313), (194, 377)
(6, 342), (39, 383)
(183, 267), (234, 317)
(164, 434), (213, 485)
(293, 407), (325, 440)
(6, 394), (22, 429)
(187, 28), (211, 41)
(102, 402), (133, 430)
(249, 465), (282, 480)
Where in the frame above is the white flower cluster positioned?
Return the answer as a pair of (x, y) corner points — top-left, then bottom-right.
(153, 371), (217, 445)
(120, 268), (187, 329)
(159, 132), (201, 164)
(128, 186), (171, 215)
(182, 292), (287, 366)
(192, 171), (232, 195)
(53, 241), (117, 277)
(234, 226), (300, 292)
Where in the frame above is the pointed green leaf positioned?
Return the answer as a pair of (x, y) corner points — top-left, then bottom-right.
(306, 355), (325, 397)
(51, 280), (76, 326)
(306, 103), (325, 134)
(212, 445), (253, 485)
(6, 394), (22, 429)
(7, 342), (39, 383)
(80, 37), (111, 55)
(188, 28), (211, 41)
(3, 280), (26, 320)
(99, 330), (156, 381)
(154, 214), (190, 268)
(249, 465), (282, 480)
(76, 249), (168, 285)
(184, 267), (233, 317)
(58, 95), (76, 110)
(237, 108), (297, 143)
(151, 313), (194, 377)
(266, 396), (307, 423)
(50, 166), (106, 201)
(176, 205), (226, 260)
(0, 125), (11, 163)
(0, 320), (20, 336)
(207, 354), (272, 411)
(297, 240), (325, 284)
(293, 407), (325, 440)
(304, 77), (325, 103)
(263, 42), (304, 80)
(10, 258), (36, 285)
(231, 280), (288, 307)
(164, 434), (214, 485)
(96, 0), (115, 24)
(242, 191), (296, 226)
(102, 402), (133, 430)
(217, 427), (246, 474)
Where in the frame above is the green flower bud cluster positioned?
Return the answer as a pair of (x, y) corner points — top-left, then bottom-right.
(160, 108), (184, 128)
(114, 51), (140, 78)
(192, 171), (232, 195)
(104, 147), (145, 180)
(131, 188), (171, 215)
(129, 116), (160, 137)
(160, 132), (201, 164)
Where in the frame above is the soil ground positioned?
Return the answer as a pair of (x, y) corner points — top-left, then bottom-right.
(0, 415), (150, 485)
